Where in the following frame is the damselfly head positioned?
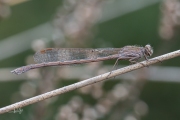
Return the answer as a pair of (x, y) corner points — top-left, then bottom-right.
(144, 44), (153, 57)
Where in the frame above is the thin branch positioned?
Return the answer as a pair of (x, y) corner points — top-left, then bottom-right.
(0, 49), (180, 114)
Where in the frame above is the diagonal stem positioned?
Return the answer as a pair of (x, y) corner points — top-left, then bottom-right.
(0, 49), (180, 114)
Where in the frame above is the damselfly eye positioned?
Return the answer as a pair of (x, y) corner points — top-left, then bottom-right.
(145, 44), (153, 57)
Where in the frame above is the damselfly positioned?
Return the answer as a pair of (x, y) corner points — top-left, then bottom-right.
(11, 44), (153, 75)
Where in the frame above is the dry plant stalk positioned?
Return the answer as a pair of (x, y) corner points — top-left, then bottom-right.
(0, 49), (180, 114)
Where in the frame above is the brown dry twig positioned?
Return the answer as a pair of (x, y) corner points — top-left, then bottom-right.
(0, 49), (180, 114)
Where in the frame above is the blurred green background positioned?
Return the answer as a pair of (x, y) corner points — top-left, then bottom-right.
(0, 0), (180, 120)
